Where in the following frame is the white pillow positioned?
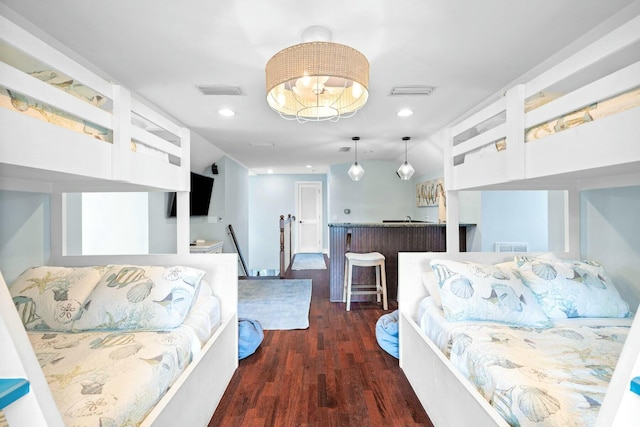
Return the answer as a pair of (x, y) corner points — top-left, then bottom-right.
(182, 279), (221, 344)
(420, 270), (441, 308)
(515, 256), (630, 319)
(430, 259), (550, 328)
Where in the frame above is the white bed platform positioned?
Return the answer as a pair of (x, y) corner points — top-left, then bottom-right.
(1, 254), (239, 427)
(398, 252), (640, 427)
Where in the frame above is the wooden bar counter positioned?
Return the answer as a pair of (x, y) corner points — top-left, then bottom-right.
(328, 222), (473, 303)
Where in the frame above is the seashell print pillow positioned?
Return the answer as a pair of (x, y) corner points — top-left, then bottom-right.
(71, 265), (205, 331)
(514, 256), (630, 319)
(10, 266), (106, 331)
(430, 259), (550, 327)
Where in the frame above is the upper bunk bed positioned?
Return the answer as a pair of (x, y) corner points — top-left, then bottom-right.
(0, 13), (190, 194)
(445, 14), (640, 194)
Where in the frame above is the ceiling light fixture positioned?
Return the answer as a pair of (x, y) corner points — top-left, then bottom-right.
(265, 26), (369, 123)
(348, 136), (365, 181)
(397, 136), (415, 180)
(218, 108), (235, 117)
(397, 108), (414, 117)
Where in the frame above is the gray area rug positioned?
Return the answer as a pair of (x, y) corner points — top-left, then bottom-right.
(292, 253), (326, 270)
(238, 279), (312, 330)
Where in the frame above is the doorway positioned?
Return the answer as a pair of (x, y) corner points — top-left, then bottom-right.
(296, 181), (323, 253)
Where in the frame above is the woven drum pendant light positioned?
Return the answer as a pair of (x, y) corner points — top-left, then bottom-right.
(265, 26), (369, 122)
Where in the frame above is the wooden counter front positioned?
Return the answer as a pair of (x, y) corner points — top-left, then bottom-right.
(328, 223), (471, 303)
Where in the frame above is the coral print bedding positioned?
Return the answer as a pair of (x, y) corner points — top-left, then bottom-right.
(28, 328), (194, 426)
(514, 256), (630, 319)
(447, 321), (630, 427)
(11, 265), (205, 332)
(10, 265), (210, 426)
(430, 259), (550, 328)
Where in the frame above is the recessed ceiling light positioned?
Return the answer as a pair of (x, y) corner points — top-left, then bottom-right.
(267, 169), (274, 174)
(218, 108), (235, 117)
(305, 165), (312, 168)
(397, 109), (413, 117)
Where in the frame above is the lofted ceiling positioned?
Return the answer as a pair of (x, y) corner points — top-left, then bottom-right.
(1, 0), (636, 176)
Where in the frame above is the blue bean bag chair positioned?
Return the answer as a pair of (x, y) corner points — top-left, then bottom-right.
(238, 318), (264, 360)
(376, 310), (399, 359)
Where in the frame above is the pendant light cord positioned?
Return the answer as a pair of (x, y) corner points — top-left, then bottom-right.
(403, 136), (411, 162)
(352, 136), (360, 163)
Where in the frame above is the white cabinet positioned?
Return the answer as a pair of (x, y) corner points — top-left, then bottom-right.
(189, 241), (223, 254)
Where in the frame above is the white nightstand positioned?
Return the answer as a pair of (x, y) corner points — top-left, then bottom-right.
(189, 240), (223, 254)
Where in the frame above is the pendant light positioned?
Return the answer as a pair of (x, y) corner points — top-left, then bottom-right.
(397, 136), (415, 180)
(265, 26), (369, 122)
(348, 136), (365, 181)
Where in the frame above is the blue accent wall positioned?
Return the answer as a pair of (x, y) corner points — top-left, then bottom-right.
(480, 191), (549, 252)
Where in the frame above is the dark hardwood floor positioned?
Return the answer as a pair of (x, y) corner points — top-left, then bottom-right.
(209, 255), (433, 427)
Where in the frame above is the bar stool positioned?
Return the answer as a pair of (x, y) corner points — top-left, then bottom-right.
(343, 252), (388, 311)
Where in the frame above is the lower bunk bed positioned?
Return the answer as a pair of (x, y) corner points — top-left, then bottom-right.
(0, 253), (238, 427)
(398, 251), (638, 427)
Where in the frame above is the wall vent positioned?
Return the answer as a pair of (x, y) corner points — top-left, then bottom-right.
(495, 242), (529, 252)
(197, 85), (244, 96)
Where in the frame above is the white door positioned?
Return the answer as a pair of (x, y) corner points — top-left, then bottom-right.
(296, 181), (322, 253)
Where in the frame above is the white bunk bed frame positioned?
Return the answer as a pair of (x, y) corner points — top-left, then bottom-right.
(0, 13), (239, 427)
(0, 12), (194, 254)
(399, 11), (640, 427)
(1, 254), (239, 427)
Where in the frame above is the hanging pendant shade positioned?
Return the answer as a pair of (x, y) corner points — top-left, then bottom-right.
(397, 136), (415, 180)
(348, 136), (365, 181)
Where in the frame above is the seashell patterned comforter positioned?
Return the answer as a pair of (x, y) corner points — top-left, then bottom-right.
(8, 264), (221, 426)
(28, 327), (197, 426)
(446, 322), (630, 427)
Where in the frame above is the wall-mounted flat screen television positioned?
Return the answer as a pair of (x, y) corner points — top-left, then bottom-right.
(167, 172), (214, 217)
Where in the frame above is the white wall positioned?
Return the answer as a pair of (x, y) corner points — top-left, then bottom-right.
(0, 191), (50, 284)
(547, 190), (567, 252)
(581, 186), (640, 311)
(148, 192), (177, 253)
(248, 173), (328, 272)
(81, 192), (149, 255)
(65, 193), (83, 255)
(212, 156), (249, 274)
(329, 160), (415, 223)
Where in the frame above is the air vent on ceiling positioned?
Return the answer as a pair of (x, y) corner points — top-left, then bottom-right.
(390, 86), (436, 96)
(197, 85), (244, 96)
(339, 147), (351, 152)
